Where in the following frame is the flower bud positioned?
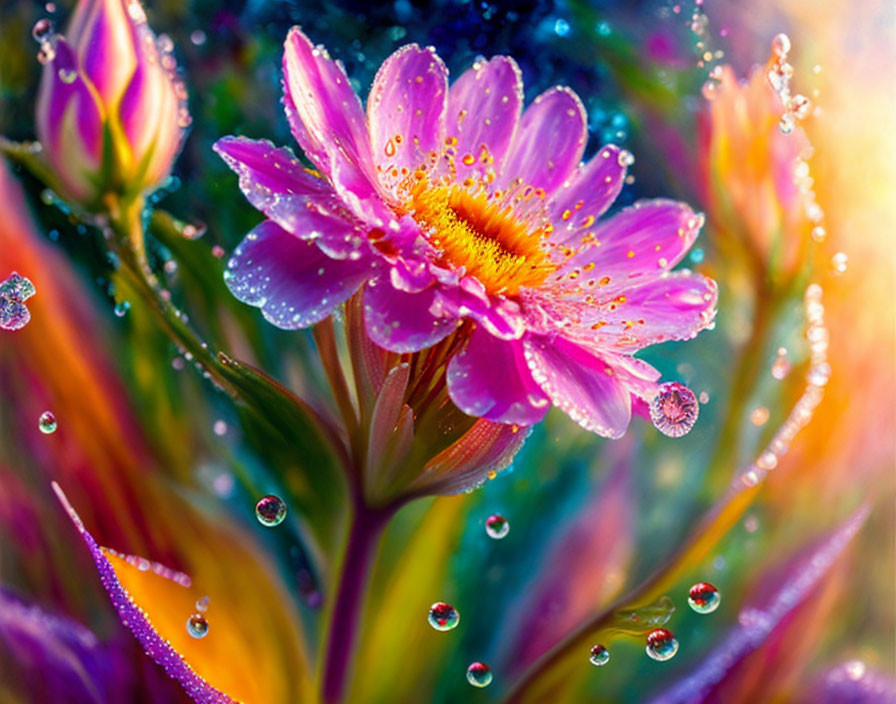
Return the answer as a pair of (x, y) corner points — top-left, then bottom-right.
(35, 0), (187, 208)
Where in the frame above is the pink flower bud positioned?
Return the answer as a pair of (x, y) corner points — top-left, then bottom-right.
(35, 0), (187, 207)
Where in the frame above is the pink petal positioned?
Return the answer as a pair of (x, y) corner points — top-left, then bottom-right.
(569, 271), (718, 352)
(554, 199), (705, 290)
(69, 0), (138, 106)
(411, 419), (530, 495)
(447, 327), (549, 425)
(446, 56), (523, 176)
(431, 279), (526, 340)
(547, 144), (627, 245)
(214, 136), (383, 261)
(35, 38), (104, 201)
(225, 220), (374, 329)
(52, 483), (237, 704)
(367, 44), (448, 194)
(363, 278), (459, 353)
(213, 136), (345, 232)
(282, 27), (379, 205)
(523, 334), (632, 437)
(499, 86), (587, 196)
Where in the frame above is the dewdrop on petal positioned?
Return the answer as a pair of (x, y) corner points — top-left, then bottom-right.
(650, 382), (699, 437)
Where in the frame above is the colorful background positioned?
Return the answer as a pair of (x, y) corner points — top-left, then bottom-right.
(1, 0), (893, 702)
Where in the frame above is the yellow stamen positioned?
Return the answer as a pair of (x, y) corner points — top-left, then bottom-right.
(408, 181), (555, 295)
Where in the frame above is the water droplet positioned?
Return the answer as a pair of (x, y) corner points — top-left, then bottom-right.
(195, 596), (210, 612)
(1, 272), (36, 331)
(190, 29), (207, 46)
(771, 348), (791, 380)
(811, 226), (826, 243)
(428, 602), (459, 631)
(213, 419), (228, 436)
(485, 514), (509, 539)
(255, 495), (287, 527)
(701, 80), (718, 100)
(650, 382), (699, 437)
(113, 301), (130, 317)
(38, 411), (57, 434)
(186, 613), (208, 638)
(32, 19), (54, 43)
(589, 644), (610, 666)
(771, 33), (791, 58)
(688, 582), (721, 614)
(778, 113), (795, 134)
(37, 44), (55, 64)
(466, 662), (492, 688)
(617, 149), (635, 167)
(750, 406), (769, 426)
(831, 252), (848, 274)
(57, 67), (77, 84)
(553, 18), (570, 37)
(645, 628), (679, 661)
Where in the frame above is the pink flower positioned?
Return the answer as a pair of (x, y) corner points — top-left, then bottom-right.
(217, 28), (717, 438)
(35, 0), (187, 206)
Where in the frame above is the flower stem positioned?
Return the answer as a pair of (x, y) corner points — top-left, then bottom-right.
(321, 501), (394, 704)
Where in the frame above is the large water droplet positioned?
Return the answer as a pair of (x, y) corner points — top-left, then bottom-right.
(32, 18), (54, 43)
(38, 411), (57, 434)
(186, 613), (209, 639)
(466, 662), (492, 688)
(1, 272), (36, 331)
(589, 644), (610, 666)
(650, 382), (698, 437)
(428, 602), (459, 631)
(688, 582), (721, 614)
(255, 495), (287, 527)
(645, 628), (679, 661)
(485, 514), (509, 539)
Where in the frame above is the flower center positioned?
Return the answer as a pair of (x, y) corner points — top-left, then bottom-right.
(408, 182), (555, 296)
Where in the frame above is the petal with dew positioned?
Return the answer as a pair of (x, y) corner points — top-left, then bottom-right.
(362, 278), (459, 353)
(447, 56), (523, 177)
(282, 27), (379, 204)
(553, 199), (705, 291)
(213, 136), (358, 247)
(367, 44), (448, 192)
(225, 220), (374, 329)
(35, 39), (104, 202)
(0, 586), (131, 703)
(568, 271), (718, 352)
(53, 483), (237, 704)
(499, 86), (587, 196)
(800, 662), (896, 704)
(68, 0), (139, 106)
(547, 144), (627, 245)
(447, 326), (549, 426)
(431, 278), (526, 340)
(524, 334), (632, 437)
